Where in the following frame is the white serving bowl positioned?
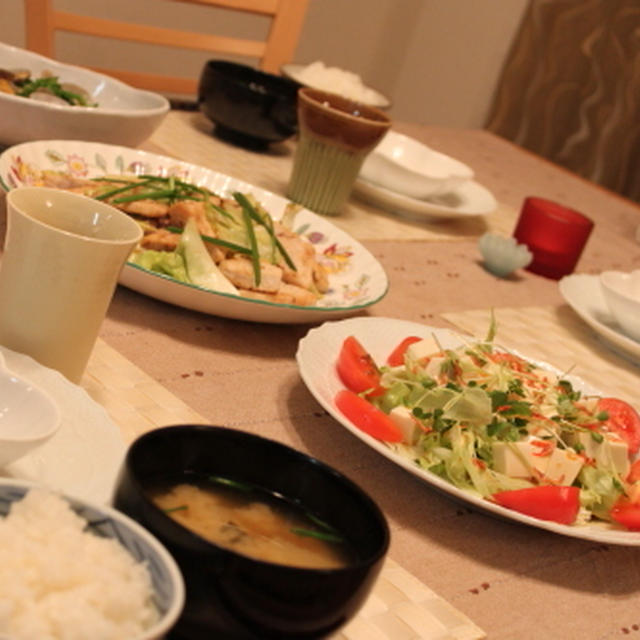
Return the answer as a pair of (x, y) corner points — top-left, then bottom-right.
(0, 477), (185, 639)
(0, 43), (169, 147)
(359, 130), (474, 199)
(0, 352), (60, 468)
(600, 270), (640, 342)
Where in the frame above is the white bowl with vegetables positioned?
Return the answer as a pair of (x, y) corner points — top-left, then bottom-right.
(0, 140), (389, 324)
(0, 43), (169, 147)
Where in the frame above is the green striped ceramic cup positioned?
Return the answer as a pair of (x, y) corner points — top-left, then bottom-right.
(287, 88), (391, 216)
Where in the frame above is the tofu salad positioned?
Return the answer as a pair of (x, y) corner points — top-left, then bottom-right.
(334, 321), (640, 530)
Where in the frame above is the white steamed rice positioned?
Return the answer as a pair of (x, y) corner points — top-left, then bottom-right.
(296, 61), (383, 104)
(0, 489), (158, 640)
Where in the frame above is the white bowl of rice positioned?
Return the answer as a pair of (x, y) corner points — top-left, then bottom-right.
(0, 478), (185, 640)
(281, 61), (390, 108)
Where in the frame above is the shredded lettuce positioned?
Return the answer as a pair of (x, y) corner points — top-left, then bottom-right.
(178, 218), (239, 295)
(578, 466), (623, 520)
(130, 249), (188, 281)
(369, 329), (636, 526)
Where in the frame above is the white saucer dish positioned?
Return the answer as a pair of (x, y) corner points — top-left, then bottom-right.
(297, 316), (640, 546)
(0, 344), (126, 504)
(0, 140), (389, 324)
(0, 352), (60, 468)
(281, 62), (390, 108)
(599, 270), (640, 343)
(559, 273), (640, 363)
(359, 131), (474, 199)
(0, 43), (169, 147)
(353, 176), (497, 220)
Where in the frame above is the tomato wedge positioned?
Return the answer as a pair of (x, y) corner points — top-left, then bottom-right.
(336, 336), (385, 397)
(610, 498), (640, 531)
(597, 397), (640, 456)
(628, 459), (640, 484)
(386, 336), (423, 367)
(334, 389), (403, 442)
(492, 486), (580, 525)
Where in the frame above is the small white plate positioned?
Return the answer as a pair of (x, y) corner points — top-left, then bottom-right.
(559, 273), (640, 363)
(0, 140), (389, 324)
(353, 177), (497, 220)
(0, 345), (126, 504)
(281, 63), (391, 108)
(296, 316), (640, 545)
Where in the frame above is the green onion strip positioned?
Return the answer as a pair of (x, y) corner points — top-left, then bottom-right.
(166, 226), (251, 255)
(289, 528), (345, 544)
(163, 505), (188, 514)
(93, 177), (158, 201)
(232, 192), (297, 272)
(88, 177), (299, 287)
(237, 195), (262, 286)
(113, 189), (192, 204)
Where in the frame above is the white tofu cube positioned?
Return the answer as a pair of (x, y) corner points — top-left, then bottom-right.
(405, 338), (439, 362)
(389, 406), (421, 445)
(543, 448), (583, 485)
(492, 441), (540, 478)
(569, 432), (630, 478)
(422, 356), (446, 379)
(492, 439), (583, 485)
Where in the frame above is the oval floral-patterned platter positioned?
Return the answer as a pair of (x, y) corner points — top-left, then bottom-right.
(0, 140), (388, 324)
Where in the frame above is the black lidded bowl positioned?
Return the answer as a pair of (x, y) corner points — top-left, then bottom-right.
(197, 60), (300, 149)
(112, 424), (390, 639)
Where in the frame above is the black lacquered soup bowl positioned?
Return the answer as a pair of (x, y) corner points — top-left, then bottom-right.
(113, 424), (390, 639)
(198, 60), (300, 148)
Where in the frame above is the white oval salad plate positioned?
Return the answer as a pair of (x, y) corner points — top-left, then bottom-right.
(0, 140), (389, 324)
(559, 273), (640, 364)
(353, 176), (497, 221)
(296, 316), (640, 546)
(0, 345), (125, 504)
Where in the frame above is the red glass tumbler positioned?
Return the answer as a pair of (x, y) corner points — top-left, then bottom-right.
(513, 197), (594, 280)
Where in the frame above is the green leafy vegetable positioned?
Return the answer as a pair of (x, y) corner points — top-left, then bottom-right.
(16, 76), (94, 106)
(177, 218), (238, 294)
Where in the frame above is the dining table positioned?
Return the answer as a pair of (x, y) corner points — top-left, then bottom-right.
(5, 107), (640, 640)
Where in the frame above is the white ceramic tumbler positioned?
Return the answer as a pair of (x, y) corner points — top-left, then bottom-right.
(0, 187), (142, 382)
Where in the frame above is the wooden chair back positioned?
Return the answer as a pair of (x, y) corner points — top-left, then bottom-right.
(24, 0), (308, 96)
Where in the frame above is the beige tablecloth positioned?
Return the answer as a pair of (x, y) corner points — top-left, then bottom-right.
(11, 110), (640, 639)
(94, 112), (640, 640)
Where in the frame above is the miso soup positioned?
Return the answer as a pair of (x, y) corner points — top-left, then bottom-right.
(151, 477), (353, 569)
